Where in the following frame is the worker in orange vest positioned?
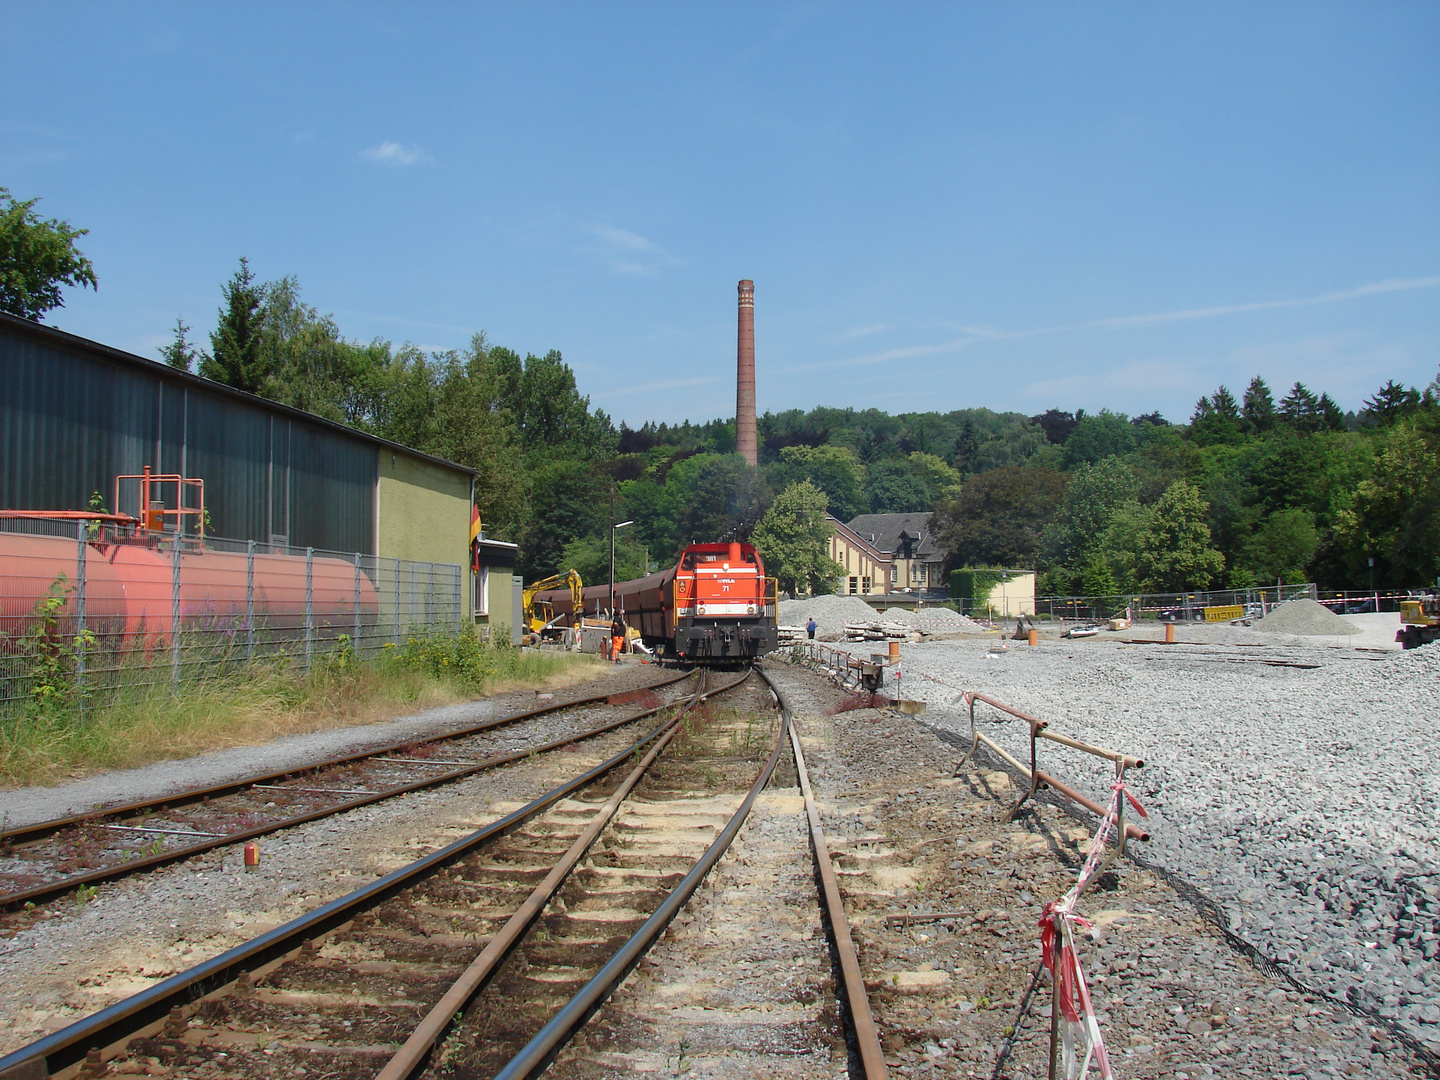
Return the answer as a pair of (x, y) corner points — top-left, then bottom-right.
(610, 612), (627, 662)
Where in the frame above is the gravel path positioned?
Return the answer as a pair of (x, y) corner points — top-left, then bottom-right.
(885, 633), (1440, 1052)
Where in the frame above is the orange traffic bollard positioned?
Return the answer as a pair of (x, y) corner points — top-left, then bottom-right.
(1027, 629), (1038, 646)
(1164, 623), (1176, 644)
(888, 640), (900, 661)
(243, 842), (260, 872)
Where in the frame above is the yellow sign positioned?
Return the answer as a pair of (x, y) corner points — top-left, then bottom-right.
(1204, 605), (1244, 622)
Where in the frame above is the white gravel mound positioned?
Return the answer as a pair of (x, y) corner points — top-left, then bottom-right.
(776, 594), (880, 636)
(1254, 597), (1361, 635)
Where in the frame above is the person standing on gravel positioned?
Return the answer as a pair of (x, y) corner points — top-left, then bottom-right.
(807, 617), (817, 640)
(610, 612), (627, 662)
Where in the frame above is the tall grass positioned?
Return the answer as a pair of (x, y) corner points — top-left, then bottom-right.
(0, 632), (600, 787)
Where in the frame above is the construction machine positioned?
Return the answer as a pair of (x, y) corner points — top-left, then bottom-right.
(1397, 591), (1440, 650)
(522, 570), (584, 645)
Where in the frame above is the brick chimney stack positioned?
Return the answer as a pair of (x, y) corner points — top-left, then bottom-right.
(736, 279), (758, 466)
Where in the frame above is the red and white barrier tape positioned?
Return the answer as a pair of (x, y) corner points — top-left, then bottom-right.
(1038, 777), (1147, 1079)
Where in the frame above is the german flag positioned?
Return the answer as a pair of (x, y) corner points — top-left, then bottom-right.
(470, 505), (482, 573)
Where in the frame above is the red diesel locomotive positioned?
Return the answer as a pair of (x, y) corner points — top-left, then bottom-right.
(535, 542), (778, 662)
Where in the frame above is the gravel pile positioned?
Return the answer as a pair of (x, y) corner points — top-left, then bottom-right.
(776, 594), (880, 636)
(889, 636), (1440, 1052)
(1255, 598), (1362, 636)
(883, 605), (982, 633)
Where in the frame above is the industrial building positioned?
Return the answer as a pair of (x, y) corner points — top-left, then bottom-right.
(0, 313), (520, 637)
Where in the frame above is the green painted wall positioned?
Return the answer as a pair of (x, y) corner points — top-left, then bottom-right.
(377, 450), (473, 617)
(476, 568), (514, 641)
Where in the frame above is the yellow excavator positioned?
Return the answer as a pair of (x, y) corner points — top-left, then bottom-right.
(522, 569), (584, 645)
(1398, 592), (1440, 650)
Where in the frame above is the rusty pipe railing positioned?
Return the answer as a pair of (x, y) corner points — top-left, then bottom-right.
(957, 691), (1148, 844)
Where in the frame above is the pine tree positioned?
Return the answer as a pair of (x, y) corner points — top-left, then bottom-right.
(1361, 380), (1421, 426)
(1210, 386), (1241, 420)
(1242, 376), (1275, 434)
(200, 257), (269, 393)
(159, 317), (201, 372)
(1279, 382), (1322, 432)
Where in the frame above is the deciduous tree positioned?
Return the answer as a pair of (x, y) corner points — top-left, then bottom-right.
(930, 466), (1064, 569)
(1125, 480), (1225, 591)
(750, 482), (845, 596)
(0, 188), (97, 320)
(768, 444), (866, 521)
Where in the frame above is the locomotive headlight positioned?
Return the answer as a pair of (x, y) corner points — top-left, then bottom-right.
(747, 604), (755, 614)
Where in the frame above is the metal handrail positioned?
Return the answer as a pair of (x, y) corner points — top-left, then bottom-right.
(958, 691), (1148, 843)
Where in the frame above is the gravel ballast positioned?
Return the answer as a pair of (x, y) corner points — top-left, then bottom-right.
(882, 634), (1440, 1055)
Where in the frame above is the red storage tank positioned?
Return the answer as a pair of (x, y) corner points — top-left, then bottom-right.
(0, 533), (377, 645)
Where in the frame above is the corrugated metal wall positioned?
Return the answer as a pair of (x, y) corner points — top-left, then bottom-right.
(1, 324), (376, 554)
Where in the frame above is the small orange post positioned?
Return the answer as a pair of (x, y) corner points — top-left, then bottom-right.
(243, 842), (260, 872)
(888, 640), (900, 661)
(1164, 623), (1176, 644)
(1027, 628), (1038, 646)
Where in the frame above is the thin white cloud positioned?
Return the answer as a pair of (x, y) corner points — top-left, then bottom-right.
(779, 273), (1440, 376)
(602, 375), (720, 398)
(580, 222), (679, 275)
(1081, 276), (1440, 330)
(359, 141), (430, 166)
(585, 223), (662, 253)
(839, 323), (888, 340)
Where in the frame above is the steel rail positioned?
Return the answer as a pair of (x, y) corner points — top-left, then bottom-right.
(768, 666), (890, 1080)
(0, 672), (696, 910)
(0, 672), (748, 1080)
(371, 675), (711, 1080)
(490, 668), (785, 1080)
(0, 669), (694, 847)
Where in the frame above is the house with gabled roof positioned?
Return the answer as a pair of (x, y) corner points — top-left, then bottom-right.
(824, 515), (890, 596)
(843, 512), (948, 596)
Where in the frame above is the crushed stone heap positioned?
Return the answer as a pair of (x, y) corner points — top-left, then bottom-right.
(1253, 598), (1361, 636)
(776, 595), (881, 636)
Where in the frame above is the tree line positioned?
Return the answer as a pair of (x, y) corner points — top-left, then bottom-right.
(133, 261), (1440, 596)
(4, 194), (1434, 597)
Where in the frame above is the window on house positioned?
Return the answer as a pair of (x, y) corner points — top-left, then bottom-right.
(890, 565), (898, 582)
(917, 565), (927, 582)
(849, 576), (859, 595)
(479, 566), (491, 616)
(861, 576), (871, 593)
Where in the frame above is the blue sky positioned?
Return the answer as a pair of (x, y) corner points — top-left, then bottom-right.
(4, 2), (1437, 426)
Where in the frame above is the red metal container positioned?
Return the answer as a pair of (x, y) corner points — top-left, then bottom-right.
(0, 533), (377, 645)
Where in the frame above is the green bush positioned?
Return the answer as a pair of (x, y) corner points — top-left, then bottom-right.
(389, 629), (500, 691)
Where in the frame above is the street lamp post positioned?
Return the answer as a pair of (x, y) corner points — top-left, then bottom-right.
(609, 519), (634, 616)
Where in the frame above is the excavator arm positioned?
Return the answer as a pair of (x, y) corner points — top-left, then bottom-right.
(522, 569), (584, 639)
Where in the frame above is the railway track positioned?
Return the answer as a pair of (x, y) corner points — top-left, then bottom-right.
(0, 670), (695, 913)
(0, 665), (889, 1080)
